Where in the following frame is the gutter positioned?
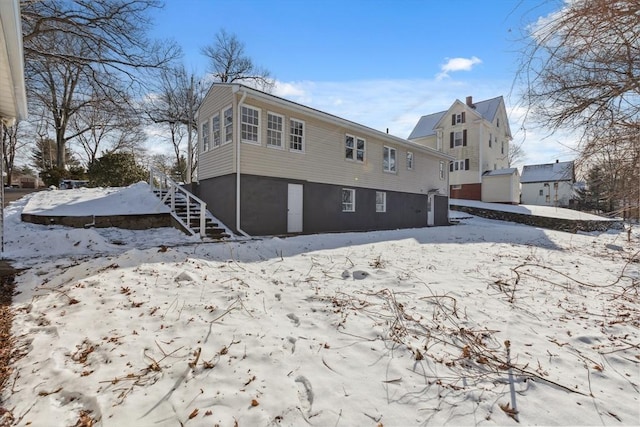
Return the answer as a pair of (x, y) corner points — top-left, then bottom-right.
(233, 85), (250, 238)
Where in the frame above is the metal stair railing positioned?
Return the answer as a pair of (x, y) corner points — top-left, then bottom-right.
(149, 167), (207, 238)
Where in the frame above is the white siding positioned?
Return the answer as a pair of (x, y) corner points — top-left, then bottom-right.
(198, 85), (236, 179)
(235, 95), (448, 195)
(521, 181), (574, 207)
(481, 174), (520, 203)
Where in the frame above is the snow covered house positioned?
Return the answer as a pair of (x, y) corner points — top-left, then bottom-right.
(407, 96), (513, 202)
(193, 83), (454, 236)
(520, 160), (576, 207)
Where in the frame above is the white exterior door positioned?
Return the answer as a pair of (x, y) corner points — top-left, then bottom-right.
(427, 193), (435, 226)
(287, 184), (303, 233)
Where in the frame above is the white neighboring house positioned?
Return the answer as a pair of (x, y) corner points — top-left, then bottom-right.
(520, 160), (576, 207)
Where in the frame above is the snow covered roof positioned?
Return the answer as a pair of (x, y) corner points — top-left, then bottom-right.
(483, 167), (519, 177)
(408, 96), (504, 140)
(520, 161), (575, 183)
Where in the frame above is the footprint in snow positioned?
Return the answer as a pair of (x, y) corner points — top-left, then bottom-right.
(286, 313), (300, 327)
(295, 375), (314, 415)
(352, 270), (369, 280)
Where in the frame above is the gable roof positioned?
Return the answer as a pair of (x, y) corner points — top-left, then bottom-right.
(205, 83), (455, 161)
(520, 161), (575, 183)
(407, 111), (446, 140)
(408, 96), (505, 140)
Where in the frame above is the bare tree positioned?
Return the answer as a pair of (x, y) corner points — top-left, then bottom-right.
(507, 140), (526, 167)
(201, 29), (274, 91)
(518, 0), (640, 218)
(145, 65), (203, 182)
(21, 0), (180, 169)
(1, 122), (28, 187)
(71, 91), (147, 166)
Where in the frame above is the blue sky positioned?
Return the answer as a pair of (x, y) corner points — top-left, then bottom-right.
(150, 0), (576, 167)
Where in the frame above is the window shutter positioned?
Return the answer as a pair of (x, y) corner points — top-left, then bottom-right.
(450, 132), (454, 148)
(451, 114), (455, 125)
(461, 112), (466, 123)
(465, 159), (470, 170)
(450, 162), (453, 172)
(463, 129), (467, 146)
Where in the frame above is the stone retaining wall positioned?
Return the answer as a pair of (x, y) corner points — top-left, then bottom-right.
(21, 213), (174, 230)
(450, 204), (623, 233)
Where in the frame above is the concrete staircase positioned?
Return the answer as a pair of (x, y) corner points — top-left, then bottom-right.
(149, 168), (230, 240)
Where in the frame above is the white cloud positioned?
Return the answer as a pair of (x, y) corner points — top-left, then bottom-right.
(269, 77), (577, 169)
(437, 56), (482, 80)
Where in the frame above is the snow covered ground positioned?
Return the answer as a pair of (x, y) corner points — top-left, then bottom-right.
(451, 198), (619, 221)
(1, 185), (639, 426)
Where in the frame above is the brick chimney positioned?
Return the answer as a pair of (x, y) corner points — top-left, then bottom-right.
(466, 96), (473, 107)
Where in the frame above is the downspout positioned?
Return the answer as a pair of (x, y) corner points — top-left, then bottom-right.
(479, 123), (484, 185)
(235, 86), (250, 237)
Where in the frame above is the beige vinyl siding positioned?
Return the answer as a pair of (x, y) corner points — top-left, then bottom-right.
(198, 85), (236, 179)
(237, 95), (447, 195)
(411, 135), (437, 150)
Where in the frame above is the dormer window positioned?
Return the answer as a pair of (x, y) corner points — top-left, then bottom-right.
(451, 112), (466, 125)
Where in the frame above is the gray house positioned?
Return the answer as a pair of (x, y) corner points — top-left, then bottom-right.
(520, 160), (575, 207)
(193, 83), (454, 236)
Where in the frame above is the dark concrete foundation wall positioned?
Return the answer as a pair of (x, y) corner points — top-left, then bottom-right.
(451, 183), (481, 200)
(193, 174), (237, 233)
(196, 173), (448, 235)
(304, 181), (430, 234)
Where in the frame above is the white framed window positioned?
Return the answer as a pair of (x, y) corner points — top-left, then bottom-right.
(383, 146), (396, 173)
(202, 120), (210, 152)
(345, 134), (365, 162)
(376, 191), (386, 212)
(539, 189), (544, 196)
(266, 112), (283, 148)
(212, 114), (221, 148)
(450, 130), (466, 148)
(223, 106), (233, 144)
(452, 112), (465, 124)
(439, 161), (445, 180)
(241, 105), (260, 144)
(454, 131), (464, 147)
(290, 118), (304, 152)
(342, 188), (355, 212)
(450, 159), (468, 171)
(452, 184), (462, 190)
(406, 151), (414, 170)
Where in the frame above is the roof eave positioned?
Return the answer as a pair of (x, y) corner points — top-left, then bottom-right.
(0, 0), (28, 122)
